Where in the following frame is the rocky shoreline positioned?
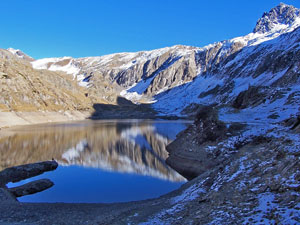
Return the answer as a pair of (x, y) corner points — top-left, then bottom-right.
(0, 159), (194, 225)
(164, 106), (300, 224)
(0, 108), (299, 224)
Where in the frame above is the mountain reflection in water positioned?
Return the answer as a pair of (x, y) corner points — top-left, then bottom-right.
(0, 120), (189, 182)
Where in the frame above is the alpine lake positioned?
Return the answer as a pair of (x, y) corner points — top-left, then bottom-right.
(0, 119), (190, 203)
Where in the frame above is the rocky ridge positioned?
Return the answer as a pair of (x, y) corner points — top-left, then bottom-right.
(4, 4), (300, 117)
(27, 3), (300, 112)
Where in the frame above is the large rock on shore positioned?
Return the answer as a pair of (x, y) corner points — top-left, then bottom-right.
(166, 106), (243, 180)
(0, 161), (58, 202)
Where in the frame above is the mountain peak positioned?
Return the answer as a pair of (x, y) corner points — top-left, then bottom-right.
(253, 3), (300, 33)
(7, 48), (34, 62)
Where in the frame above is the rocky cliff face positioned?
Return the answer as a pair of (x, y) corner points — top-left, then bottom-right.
(254, 2), (300, 33)
(153, 3), (300, 116)
(31, 45), (198, 104)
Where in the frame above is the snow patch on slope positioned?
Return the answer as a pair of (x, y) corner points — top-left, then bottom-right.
(153, 75), (224, 116)
(31, 57), (79, 76)
(7, 48), (34, 61)
(243, 193), (300, 224)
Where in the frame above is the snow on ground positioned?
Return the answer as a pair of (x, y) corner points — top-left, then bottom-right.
(32, 57), (70, 70)
(243, 192), (300, 224)
(32, 57), (82, 79)
(32, 57), (93, 87)
(120, 89), (144, 103)
(153, 75), (224, 116)
(153, 60), (299, 117)
(49, 61), (79, 76)
(140, 179), (207, 225)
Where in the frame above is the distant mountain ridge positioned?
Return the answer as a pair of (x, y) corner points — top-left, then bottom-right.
(4, 3), (300, 120)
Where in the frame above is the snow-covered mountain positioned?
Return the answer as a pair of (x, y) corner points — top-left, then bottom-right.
(29, 3), (300, 118)
(254, 2), (300, 33)
(31, 45), (198, 103)
(3, 3), (299, 120)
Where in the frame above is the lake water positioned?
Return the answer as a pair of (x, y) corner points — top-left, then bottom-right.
(0, 120), (190, 203)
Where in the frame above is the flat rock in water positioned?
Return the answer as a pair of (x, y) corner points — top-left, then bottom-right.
(8, 179), (54, 198)
(0, 161), (58, 186)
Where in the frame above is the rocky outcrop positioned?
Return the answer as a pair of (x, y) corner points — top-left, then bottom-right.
(166, 106), (244, 180)
(164, 103), (300, 223)
(0, 161), (58, 201)
(253, 3), (300, 33)
(8, 179), (54, 198)
(0, 160), (58, 186)
(232, 86), (267, 109)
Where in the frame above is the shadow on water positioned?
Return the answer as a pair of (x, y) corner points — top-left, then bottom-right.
(89, 97), (158, 120)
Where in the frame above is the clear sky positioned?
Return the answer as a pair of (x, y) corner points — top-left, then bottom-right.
(1, 0), (300, 59)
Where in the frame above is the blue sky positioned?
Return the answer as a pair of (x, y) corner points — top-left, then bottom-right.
(1, 0), (299, 59)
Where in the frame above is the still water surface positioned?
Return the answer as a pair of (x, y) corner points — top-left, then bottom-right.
(0, 120), (190, 203)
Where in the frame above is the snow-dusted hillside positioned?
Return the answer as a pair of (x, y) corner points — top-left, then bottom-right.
(31, 45), (197, 93)
(153, 24), (300, 117)
(153, 2), (300, 118)
(29, 3), (300, 115)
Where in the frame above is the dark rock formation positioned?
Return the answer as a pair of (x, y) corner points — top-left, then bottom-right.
(0, 161), (58, 202)
(8, 179), (54, 198)
(194, 105), (227, 144)
(0, 188), (16, 202)
(232, 86), (266, 109)
(0, 160), (58, 186)
(166, 106), (241, 180)
(254, 3), (299, 33)
(290, 114), (300, 131)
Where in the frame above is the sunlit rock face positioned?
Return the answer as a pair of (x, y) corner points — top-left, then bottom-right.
(27, 4), (300, 114)
(2, 4), (300, 113)
(0, 121), (186, 182)
(0, 49), (97, 112)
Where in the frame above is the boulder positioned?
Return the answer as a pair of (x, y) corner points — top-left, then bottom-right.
(8, 179), (54, 197)
(0, 160), (58, 186)
(0, 161), (58, 202)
